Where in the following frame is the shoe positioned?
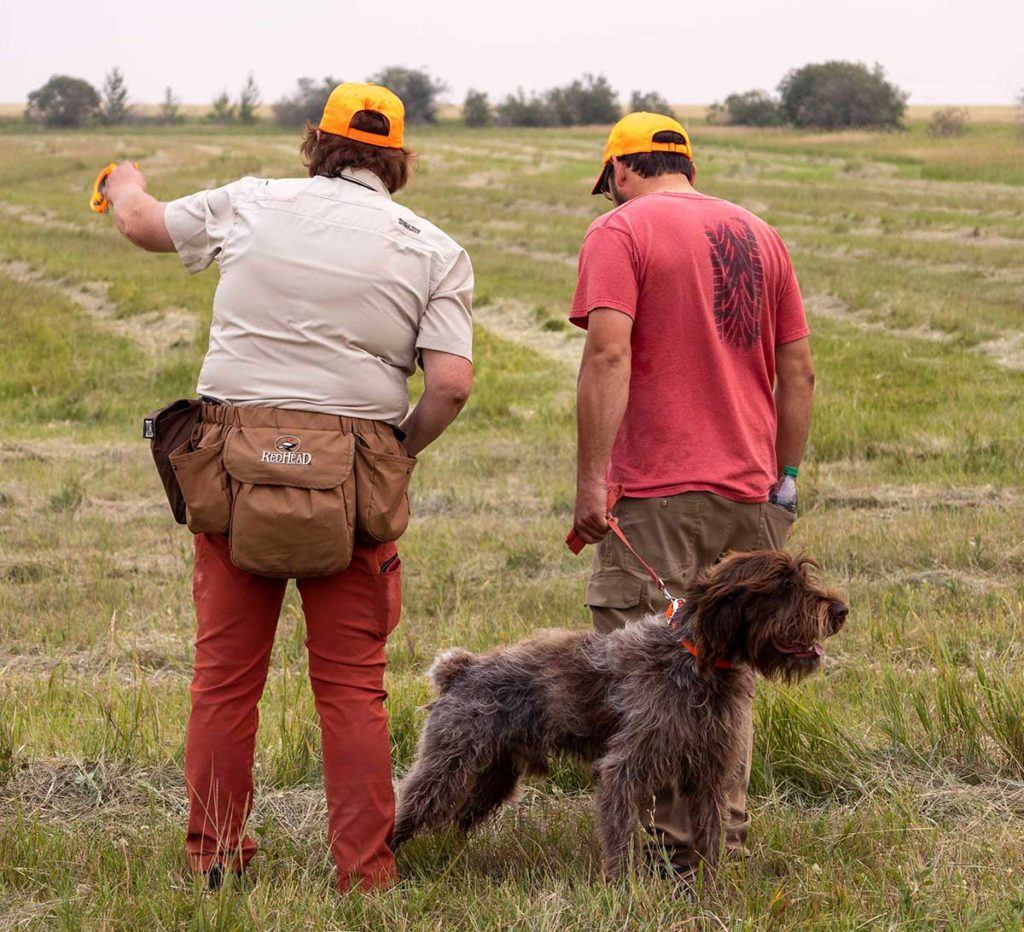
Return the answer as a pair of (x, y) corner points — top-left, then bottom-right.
(204, 863), (244, 891)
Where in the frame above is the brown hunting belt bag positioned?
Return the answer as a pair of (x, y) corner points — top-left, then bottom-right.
(145, 400), (416, 578)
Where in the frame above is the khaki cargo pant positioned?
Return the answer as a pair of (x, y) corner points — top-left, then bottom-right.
(585, 491), (795, 872)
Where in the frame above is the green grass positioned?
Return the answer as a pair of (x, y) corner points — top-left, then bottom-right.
(1, 121), (1023, 928)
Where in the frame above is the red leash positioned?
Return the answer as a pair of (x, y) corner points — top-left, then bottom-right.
(565, 485), (731, 670)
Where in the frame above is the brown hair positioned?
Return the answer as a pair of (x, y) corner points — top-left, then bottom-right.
(300, 109), (413, 194)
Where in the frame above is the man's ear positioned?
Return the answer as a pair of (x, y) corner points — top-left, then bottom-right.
(692, 583), (744, 671)
(611, 156), (629, 191)
(690, 162), (698, 185)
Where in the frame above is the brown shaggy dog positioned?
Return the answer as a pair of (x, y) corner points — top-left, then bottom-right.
(392, 551), (847, 878)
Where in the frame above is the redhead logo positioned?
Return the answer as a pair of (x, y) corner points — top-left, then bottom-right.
(262, 435), (312, 465)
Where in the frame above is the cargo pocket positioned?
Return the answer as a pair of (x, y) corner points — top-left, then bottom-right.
(169, 439), (230, 534)
(354, 439), (417, 543)
(589, 569), (643, 618)
(378, 550), (403, 638)
(223, 427), (356, 578)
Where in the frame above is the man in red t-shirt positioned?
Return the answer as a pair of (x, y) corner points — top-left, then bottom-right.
(569, 112), (815, 875)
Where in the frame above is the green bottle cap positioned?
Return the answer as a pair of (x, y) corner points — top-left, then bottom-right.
(783, 465), (799, 478)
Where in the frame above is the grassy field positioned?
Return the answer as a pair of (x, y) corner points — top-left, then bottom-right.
(1, 118), (1023, 929)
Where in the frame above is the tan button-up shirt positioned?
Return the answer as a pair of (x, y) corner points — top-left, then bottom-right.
(164, 168), (473, 424)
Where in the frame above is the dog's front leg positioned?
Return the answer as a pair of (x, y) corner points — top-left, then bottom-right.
(689, 781), (726, 874)
(594, 758), (646, 880)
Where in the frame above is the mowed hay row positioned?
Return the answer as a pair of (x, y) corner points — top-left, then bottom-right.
(2, 124), (1024, 927)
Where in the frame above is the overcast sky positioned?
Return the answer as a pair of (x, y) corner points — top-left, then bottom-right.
(2, 0), (1020, 106)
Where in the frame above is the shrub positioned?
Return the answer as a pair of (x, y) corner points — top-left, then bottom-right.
(495, 89), (556, 127)
(778, 61), (907, 129)
(26, 75), (101, 128)
(159, 86), (184, 125)
(367, 66), (447, 124)
(207, 91), (236, 124)
(273, 77), (338, 127)
(238, 73), (261, 125)
(926, 106), (968, 138)
(714, 89), (784, 126)
(463, 89), (492, 127)
(100, 68), (130, 126)
(545, 74), (620, 125)
(629, 90), (674, 116)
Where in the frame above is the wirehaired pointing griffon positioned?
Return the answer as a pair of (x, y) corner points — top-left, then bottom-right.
(392, 551), (847, 878)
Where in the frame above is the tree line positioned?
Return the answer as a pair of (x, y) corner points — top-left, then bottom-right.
(19, 64), (1024, 133)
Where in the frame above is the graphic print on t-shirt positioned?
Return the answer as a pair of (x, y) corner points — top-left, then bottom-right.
(703, 218), (764, 351)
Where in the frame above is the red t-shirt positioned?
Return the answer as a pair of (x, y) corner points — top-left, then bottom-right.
(570, 192), (809, 503)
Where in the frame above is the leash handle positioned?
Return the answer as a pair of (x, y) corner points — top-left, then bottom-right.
(565, 484), (624, 554)
(89, 161), (138, 214)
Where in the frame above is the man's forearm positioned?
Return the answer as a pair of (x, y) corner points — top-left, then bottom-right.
(111, 187), (174, 252)
(576, 352), (630, 489)
(775, 381), (814, 471)
(400, 390), (467, 457)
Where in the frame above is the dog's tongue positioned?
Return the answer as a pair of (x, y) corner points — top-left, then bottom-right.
(813, 643), (825, 657)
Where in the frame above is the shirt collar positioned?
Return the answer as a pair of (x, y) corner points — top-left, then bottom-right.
(339, 167), (392, 199)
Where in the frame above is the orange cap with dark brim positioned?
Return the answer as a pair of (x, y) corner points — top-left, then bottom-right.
(319, 82), (405, 148)
(591, 111), (693, 195)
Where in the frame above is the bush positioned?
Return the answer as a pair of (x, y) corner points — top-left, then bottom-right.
(463, 89), (492, 127)
(100, 68), (130, 126)
(713, 89), (784, 127)
(495, 89), (556, 127)
(26, 75), (100, 128)
(926, 106), (968, 138)
(207, 91), (236, 124)
(629, 90), (674, 116)
(497, 74), (620, 127)
(273, 77), (338, 127)
(159, 86), (184, 125)
(367, 67), (447, 124)
(238, 73), (261, 125)
(546, 74), (620, 125)
(778, 61), (907, 129)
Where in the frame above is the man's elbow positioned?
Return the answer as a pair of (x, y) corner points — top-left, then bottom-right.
(432, 376), (473, 412)
(585, 344), (632, 372)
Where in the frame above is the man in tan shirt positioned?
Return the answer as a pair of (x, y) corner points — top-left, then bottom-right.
(103, 83), (473, 892)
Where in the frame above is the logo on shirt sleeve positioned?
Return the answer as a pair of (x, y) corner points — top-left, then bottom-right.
(397, 217), (421, 235)
(704, 218), (764, 351)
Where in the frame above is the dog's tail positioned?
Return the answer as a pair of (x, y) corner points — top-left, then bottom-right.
(429, 648), (476, 693)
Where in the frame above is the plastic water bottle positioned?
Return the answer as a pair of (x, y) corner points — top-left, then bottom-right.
(769, 465), (799, 514)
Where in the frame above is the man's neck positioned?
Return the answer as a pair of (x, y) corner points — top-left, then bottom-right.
(631, 175), (697, 199)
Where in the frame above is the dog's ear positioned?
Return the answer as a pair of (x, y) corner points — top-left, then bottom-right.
(691, 576), (745, 672)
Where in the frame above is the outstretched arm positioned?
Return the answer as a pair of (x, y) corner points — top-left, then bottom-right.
(774, 336), (815, 471)
(400, 350), (473, 457)
(104, 162), (175, 252)
(572, 308), (633, 544)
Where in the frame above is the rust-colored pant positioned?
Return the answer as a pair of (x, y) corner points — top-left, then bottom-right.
(185, 532), (402, 892)
(586, 492), (794, 871)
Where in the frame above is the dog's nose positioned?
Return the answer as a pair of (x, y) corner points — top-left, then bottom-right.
(830, 600), (849, 630)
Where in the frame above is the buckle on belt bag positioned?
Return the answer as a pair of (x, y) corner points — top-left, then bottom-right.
(142, 399), (202, 524)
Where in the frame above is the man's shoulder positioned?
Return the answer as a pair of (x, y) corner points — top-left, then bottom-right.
(388, 200), (465, 262)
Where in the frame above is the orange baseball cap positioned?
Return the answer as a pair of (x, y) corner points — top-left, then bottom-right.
(591, 111), (693, 195)
(319, 82), (405, 148)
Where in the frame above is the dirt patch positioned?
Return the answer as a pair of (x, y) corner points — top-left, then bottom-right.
(1, 259), (195, 354)
(0, 439), (140, 463)
(904, 229), (1023, 249)
(0, 201), (90, 234)
(474, 299), (584, 367)
(975, 333), (1024, 371)
(820, 484), (1021, 513)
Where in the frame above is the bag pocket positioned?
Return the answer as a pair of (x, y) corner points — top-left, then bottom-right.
(169, 438), (230, 534)
(354, 440), (417, 543)
(223, 426), (356, 578)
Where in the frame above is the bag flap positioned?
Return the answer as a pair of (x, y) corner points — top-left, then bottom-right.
(223, 427), (354, 489)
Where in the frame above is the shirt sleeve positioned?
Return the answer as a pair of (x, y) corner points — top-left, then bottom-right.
(569, 221), (639, 329)
(775, 263), (811, 346)
(416, 247), (474, 363)
(163, 181), (241, 275)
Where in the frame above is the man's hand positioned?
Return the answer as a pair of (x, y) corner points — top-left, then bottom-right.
(104, 161), (147, 206)
(572, 481), (610, 545)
